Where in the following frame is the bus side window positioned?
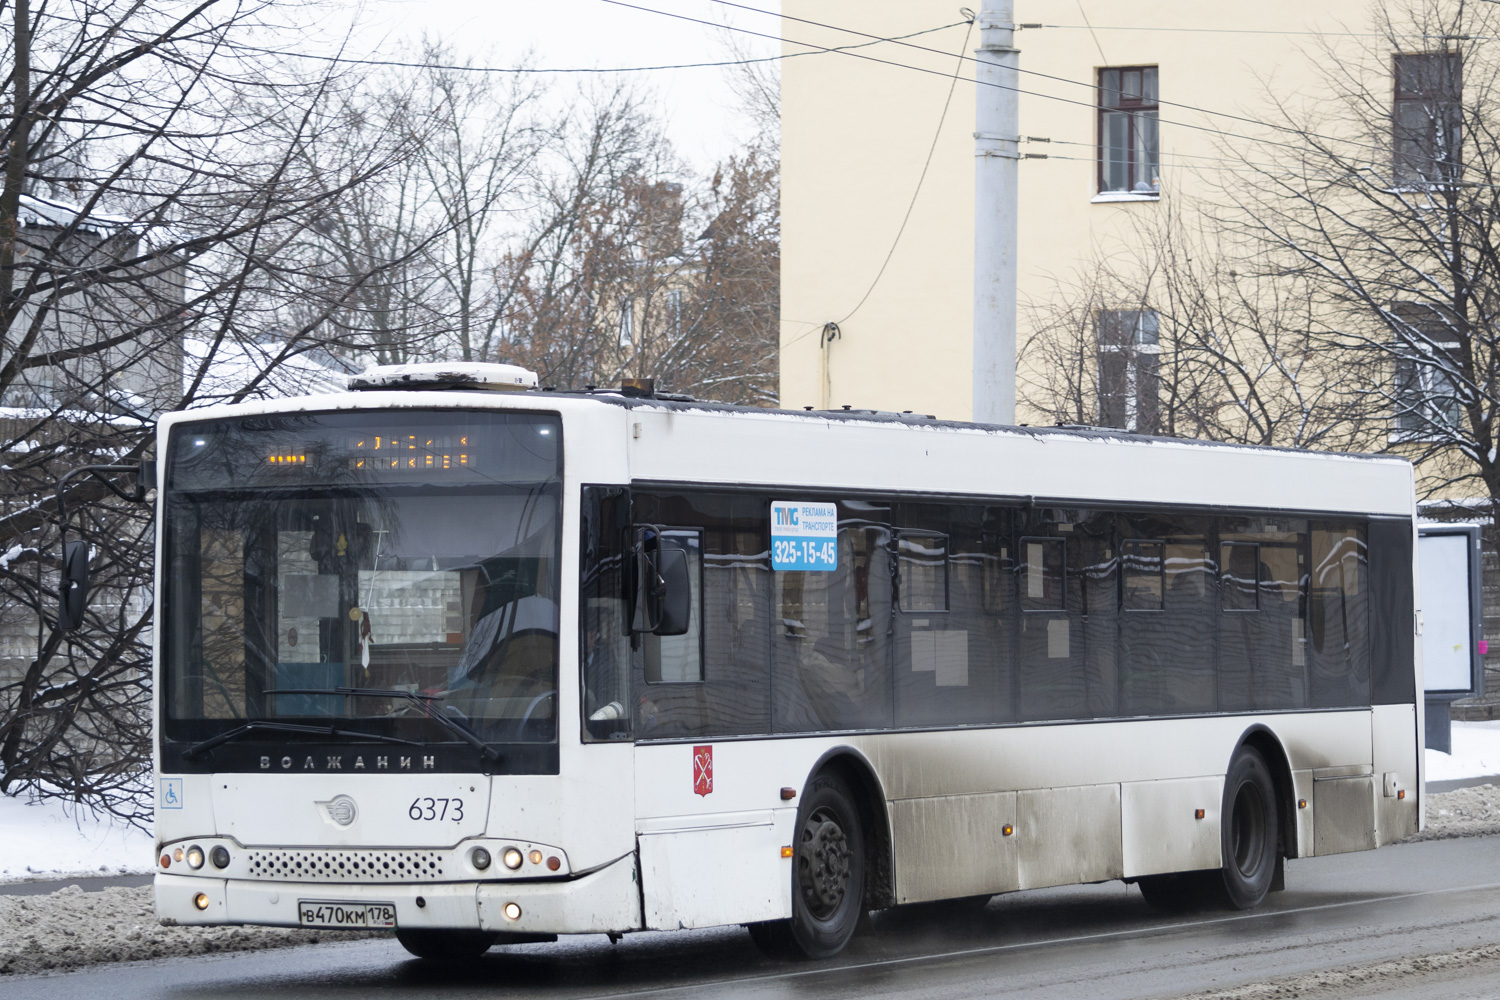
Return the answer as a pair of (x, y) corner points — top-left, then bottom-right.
(1122, 540), (1164, 610)
(1019, 537), (1065, 611)
(1308, 524), (1369, 708)
(897, 531), (949, 613)
(772, 510), (894, 734)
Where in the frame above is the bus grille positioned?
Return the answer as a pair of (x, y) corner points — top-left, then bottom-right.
(243, 849), (447, 882)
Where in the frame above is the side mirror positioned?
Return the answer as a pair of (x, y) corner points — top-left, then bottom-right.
(58, 540), (90, 632)
(632, 526), (693, 636)
(655, 547), (691, 637)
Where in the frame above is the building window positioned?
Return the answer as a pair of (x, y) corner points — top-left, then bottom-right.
(1099, 67), (1159, 195)
(667, 289), (683, 338)
(1393, 52), (1462, 185)
(618, 297), (634, 348)
(1391, 303), (1461, 438)
(1097, 309), (1160, 433)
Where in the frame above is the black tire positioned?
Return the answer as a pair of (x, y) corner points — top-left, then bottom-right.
(748, 771), (866, 960)
(1217, 745), (1278, 909)
(395, 927), (498, 960)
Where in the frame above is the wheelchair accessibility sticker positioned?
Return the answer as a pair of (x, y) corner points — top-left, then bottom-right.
(159, 777), (183, 810)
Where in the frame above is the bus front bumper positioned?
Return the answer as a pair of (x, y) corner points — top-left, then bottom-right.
(155, 853), (640, 935)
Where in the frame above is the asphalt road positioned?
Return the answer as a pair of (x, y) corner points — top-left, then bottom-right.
(0, 874), (152, 896)
(9, 836), (1500, 1000)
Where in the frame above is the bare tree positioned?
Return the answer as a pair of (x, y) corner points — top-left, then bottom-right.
(1022, 204), (1365, 450)
(0, 0), (422, 820)
(1211, 0), (1500, 511)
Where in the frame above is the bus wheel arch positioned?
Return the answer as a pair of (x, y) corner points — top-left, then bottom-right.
(809, 747), (895, 912)
(1237, 725), (1299, 864)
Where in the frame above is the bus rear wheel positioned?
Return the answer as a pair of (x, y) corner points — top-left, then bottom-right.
(1217, 745), (1278, 909)
(395, 927), (498, 960)
(748, 772), (866, 960)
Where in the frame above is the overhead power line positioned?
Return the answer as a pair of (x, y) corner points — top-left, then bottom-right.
(222, 18), (970, 75)
(1025, 23), (1493, 40)
(701, 0), (1392, 158)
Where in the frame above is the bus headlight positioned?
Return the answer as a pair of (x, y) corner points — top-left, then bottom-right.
(471, 847), (492, 871)
(502, 847), (523, 870)
(210, 846), (231, 869)
(185, 845), (205, 870)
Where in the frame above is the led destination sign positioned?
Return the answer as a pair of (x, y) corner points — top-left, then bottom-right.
(168, 410), (560, 491)
(267, 433), (475, 474)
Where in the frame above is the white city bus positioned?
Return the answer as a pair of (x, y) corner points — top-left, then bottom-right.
(143, 363), (1420, 960)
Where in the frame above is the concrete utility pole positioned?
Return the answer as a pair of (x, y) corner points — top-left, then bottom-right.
(972, 0), (1019, 425)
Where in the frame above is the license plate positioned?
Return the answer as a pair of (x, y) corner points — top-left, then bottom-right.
(297, 900), (397, 929)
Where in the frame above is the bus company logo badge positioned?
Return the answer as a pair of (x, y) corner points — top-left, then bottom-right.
(693, 745), (713, 797)
(317, 795), (359, 827)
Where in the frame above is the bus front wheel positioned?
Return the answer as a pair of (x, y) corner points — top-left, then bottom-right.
(748, 771), (866, 960)
(395, 927), (498, 960)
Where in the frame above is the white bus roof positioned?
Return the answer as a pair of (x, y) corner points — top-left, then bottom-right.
(157, 387), (1415, 519)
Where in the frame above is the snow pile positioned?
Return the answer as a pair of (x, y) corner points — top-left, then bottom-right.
(1425, 720), (1500, 782)
(0, 886), (386, 975)
(0, 794), (153, 882)
(1414, 784), (1500, 841)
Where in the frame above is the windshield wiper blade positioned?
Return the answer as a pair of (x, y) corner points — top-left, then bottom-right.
(265, 687), (501, 765)
(182, 720), (425, 760)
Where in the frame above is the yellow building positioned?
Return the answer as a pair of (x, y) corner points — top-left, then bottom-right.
(780, 1), (1388, 424)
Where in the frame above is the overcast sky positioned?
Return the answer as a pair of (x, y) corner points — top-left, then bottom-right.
(327, 0), (781, 170)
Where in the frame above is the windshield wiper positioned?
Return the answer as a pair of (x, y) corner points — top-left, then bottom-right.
(264, 687), (501, 765)
(182, 720), (425, 761)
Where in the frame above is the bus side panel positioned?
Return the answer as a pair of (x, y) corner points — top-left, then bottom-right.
(638, 818), (794, 929)
(1373, 702), (1420, 845)
(1121, 776), (1223, 878)
(889, 792), (1018, 904)
(1016, 784), (1123, 890)
(1312, 775), (1377, 855)
(633, 741), (813, 929)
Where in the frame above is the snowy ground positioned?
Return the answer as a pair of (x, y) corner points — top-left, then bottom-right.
(1426, 719), (1500, 783)
(0, 794), (153, 883)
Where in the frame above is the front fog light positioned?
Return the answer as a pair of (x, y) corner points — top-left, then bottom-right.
(210, 846), (231, 870)
(185, 845), (205, 870)
(502, 847), (523, 870)
(503, 902), (522, 921)
(471, 847), (491, 871)
(193, 892), (210, 911)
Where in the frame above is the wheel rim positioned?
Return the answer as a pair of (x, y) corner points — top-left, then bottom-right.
(1230, 780), (1267, 877)
(797, 806), (852, 920)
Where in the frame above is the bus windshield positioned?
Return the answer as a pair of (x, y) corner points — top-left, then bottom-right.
(162, 410), (561, 758)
